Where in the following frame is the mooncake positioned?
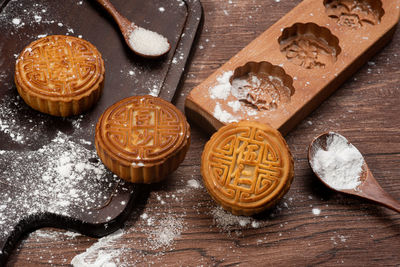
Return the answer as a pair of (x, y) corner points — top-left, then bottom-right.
(15, 35), (104, 116)
(95, 95), (190, 184)
(201, 121), (294, 215)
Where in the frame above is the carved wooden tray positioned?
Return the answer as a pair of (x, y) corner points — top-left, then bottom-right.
(0, 0), (202, 263)
(185, 0), (400, 135)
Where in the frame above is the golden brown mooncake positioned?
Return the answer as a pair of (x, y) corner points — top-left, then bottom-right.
(15, 35), (105, 116)
(201, 121), (294, 216)
(95, 95), (191, 184)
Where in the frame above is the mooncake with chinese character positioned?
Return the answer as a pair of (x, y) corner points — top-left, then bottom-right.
(95, 95), (191, 184)
(201, 121), (294, 215)
(15, 35), (104, 116)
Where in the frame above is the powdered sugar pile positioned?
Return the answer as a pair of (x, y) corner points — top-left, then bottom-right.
(128, 26), (170, 57)
(311, 133), (364, 190)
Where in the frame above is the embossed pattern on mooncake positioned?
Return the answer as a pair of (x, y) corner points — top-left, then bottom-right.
(201, 121), (294, 215)
(16, 35), (104, 97)
(15, 35), (104, 116)
(95, 95), (190, 183)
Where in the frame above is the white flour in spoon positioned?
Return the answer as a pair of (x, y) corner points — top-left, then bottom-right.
(128, 26), (169, 56)
(311, 133), (364, 190)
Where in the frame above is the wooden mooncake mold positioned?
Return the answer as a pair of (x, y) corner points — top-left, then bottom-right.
(15, 35), (105, 117)
(230, 61), (294, 111)
(324, 0), (385, 28)
(95, 95), (191, 184)
(201, 121), (294, 216)
(186, 0), (400, 135)
(278, 22), (341, 69)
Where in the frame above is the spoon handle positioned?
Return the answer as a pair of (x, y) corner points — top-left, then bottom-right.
(358, 171), (400, 213)
(95, 0), (132, 29)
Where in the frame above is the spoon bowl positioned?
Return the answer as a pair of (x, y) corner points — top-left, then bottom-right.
(96, 0), (171, 58)
(308, 132), (400, 213)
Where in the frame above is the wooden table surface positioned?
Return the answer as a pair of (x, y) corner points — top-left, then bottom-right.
(7, 0), (400, 266)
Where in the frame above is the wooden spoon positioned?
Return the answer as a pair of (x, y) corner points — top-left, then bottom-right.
(95, 0), (171, 58)
(308, 132), (400, 213)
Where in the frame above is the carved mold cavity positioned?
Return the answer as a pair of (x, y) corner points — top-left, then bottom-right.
(229, 61), (294, 111)
(279, 23), (341, 69)
(324, 0), (384, 28)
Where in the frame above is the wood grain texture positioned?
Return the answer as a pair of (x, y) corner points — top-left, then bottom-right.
(186, 0), (400, 136)
(6, 0), (400, 266)
(0, 0), (200, 264)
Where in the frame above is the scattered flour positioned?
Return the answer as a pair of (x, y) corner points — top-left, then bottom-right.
(312, 208), (321, 216)
(0, 131), (126, 239)
(187, 179), (201, 189)
(209, 71), (233, 100)
(148, 216), (185, 249)
(34, 15), (42, 23)
(31, 229), (81, 240)
(213, 102), (238, 123)
(71, 230), (124, 267)
(331, 234), (348, 245)
(12, 17), (21, 25)
(227, 100), (242, 112)
(210, 207), (261, 231)
(311, 133), (364, 190)
(209, 70), (283, 122)
(69, 174), (206, 265)
(0, 94), (47, 144)
(0, 0), (78, 38)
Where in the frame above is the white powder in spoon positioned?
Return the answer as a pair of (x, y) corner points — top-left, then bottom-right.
(128, 26), (170, 56)
(311, 133), (364, 190)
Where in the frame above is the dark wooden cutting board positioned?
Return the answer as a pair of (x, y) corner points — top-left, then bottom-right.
(0, 0), (202, 264)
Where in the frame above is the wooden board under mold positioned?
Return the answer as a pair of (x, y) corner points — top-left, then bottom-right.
(185, 0), (400, 136)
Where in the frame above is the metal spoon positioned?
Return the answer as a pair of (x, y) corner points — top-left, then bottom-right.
(95, 0), (171, 58)
(308, 132), (400, 213)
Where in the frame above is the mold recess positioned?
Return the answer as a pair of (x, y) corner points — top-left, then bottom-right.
(229, 61), (294, 111)
(278, 23), (341, 69)
(324, 0), (385, 28)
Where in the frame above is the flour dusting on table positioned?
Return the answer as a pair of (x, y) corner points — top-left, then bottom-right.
(210, 207), (262, 232)
(69, 176), (207, 266)
(71, 230), (124, 267)
(0, 131), (125, 239)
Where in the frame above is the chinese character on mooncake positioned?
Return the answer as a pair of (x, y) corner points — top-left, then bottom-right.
(95, 95), (191, 184)
(15, 35), (105, 116)
(201, 121), (294, 215)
